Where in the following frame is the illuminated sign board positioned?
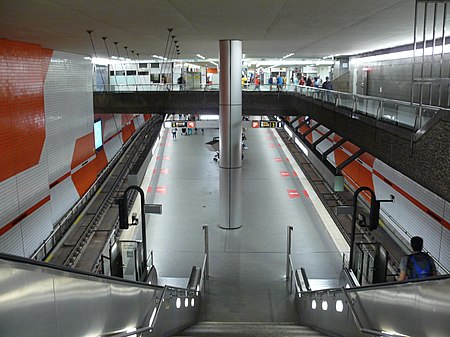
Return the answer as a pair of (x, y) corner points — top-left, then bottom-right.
(252, 121), (284, 128)
(171, 121), (196, 128)
(171, 121), (187, 127)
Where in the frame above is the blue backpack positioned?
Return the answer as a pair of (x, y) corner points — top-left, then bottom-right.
(409, 254), (432, 279)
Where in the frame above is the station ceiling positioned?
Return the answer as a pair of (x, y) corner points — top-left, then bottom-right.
(0, 0), (422, 62)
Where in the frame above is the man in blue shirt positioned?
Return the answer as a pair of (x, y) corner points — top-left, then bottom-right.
(399, 236), (437, 280)
(276, 75), (283, 92)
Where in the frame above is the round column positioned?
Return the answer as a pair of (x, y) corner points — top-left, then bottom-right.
(219, 40), (242, 229)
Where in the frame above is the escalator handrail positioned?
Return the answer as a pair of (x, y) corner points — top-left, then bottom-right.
(300, 272), (450, 295)
(0, 252), (164, 290)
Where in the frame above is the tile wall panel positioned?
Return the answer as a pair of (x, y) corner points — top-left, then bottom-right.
(133, 114), (145, 129)
(16, 142), (50, 213)
(440, 227), (450, 271)
(316, 134), (335, 155)
(0, 224), (25, 256)
(374, 175), (445, 266)
(103, 116), (121, 141)
(44, 51), (93, 184)
(0, 178), (20, 229)
(374, 160), (448, 220)
(50, 177), (79, 224)
(104, 134), (123, 162)
(0, 39), (50, 183)
(20, 202), (53, 257)
(1, 39), (150, 257)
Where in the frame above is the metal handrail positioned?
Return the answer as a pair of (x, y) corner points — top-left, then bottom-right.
(340, 286), (405, 337)
(199, 253), (208, 292)
(341, 286), (386, 336)
(94, 82), (448, 131)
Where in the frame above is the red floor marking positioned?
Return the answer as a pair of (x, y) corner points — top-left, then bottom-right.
(293, 171), (298, 177)
(266, 136), (272, 140)
(287, 189), (300, 199)
(275, 158), (283, 162)
(156, 186), (167, 194)
(302, 190), (310, 198)
(160, 168), (169, 174)
(286, 157), (290, 162)
(163, 155), (170, 160)
(166, 142), (173, 146)
(156, 156), (161, 160)
(153, 169), (156, 174)
(280, 171), (290, 177)
(147, 186), (153, 192)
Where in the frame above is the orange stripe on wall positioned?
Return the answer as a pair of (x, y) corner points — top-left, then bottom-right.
(49, 172), (71, 189)
(373, 170), (450, 230)
(0, 39), (52, 183)
(121, 123), (135, 143)
(71, 150), (107, 197)
(0, 196), (51, 236)
(71, 132), (95, 169)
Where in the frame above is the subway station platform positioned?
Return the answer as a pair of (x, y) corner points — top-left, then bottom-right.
(138, 121), (348, 322)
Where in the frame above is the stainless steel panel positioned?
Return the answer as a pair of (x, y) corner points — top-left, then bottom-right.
(219, 41), (230, 104)
(219, 106), (242, 168)
(150, 289), (201, 336)
(219, 40), (242, 106)
(219, 167), (242, 229)
(0, 256), (166, 337)
(218, 40), (242, 230)
(229, 40), (242, 106)
(297, 277), (450, 337)
(0, 260), (58, 337)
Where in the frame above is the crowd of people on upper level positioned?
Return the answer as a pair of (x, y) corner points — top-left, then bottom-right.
(242, 72), (333, 92)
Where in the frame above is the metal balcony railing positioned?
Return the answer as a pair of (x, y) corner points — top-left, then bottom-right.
(94, 82), (448, 132)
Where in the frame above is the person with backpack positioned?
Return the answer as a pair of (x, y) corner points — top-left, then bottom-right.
(398, 236), (436, 280)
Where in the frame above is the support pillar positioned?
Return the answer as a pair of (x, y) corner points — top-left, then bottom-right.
(219, 40), (242, 229)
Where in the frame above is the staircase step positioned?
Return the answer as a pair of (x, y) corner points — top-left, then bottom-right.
(173, 321), (327, 336)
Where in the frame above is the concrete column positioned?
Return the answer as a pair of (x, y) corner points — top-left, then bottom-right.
(219, 40), (242, 229)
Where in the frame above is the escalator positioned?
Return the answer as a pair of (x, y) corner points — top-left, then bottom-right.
(0, 253), (201, 337)
(294, 266), (450, 337)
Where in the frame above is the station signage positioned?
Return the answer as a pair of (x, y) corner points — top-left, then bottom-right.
(252, 121), (284, 128)
(171, 121), (196, 128)
(171, 121), (187, 127)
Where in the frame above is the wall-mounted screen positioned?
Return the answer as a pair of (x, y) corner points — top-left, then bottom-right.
(94, 119), (103, 151)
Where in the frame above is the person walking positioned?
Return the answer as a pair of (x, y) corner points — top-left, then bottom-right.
(398, 236), (437, 280)
(172, 128), (177, 139)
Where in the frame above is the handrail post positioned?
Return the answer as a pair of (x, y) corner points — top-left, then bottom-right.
(349, 187), (376, 270)
(203, 225), (209, 279)
(286, 225), (293, 279)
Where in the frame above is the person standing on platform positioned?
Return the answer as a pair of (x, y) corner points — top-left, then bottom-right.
(254, 76), (260, 92)
(398, 236), (437, 280)
(172, 128), (177, 139)
(293, 75), (299, 92)
(322, 76), (333, 90)
(276, 74), (283, 92)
